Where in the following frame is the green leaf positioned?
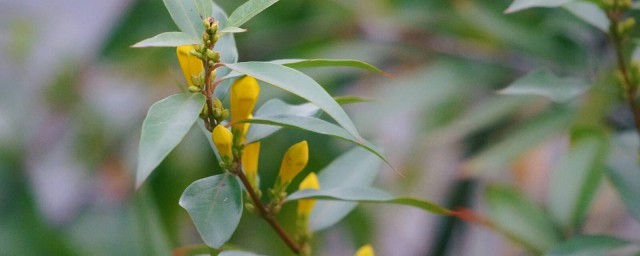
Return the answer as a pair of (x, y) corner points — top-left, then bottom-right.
(239, 114), (390, 167)
(606, 132), (640, 222)
(225, 0), (279, 29)
(548, 129), (607, 231)
(309, 147), (383, 231)
(194, 0), (213, 18)
(465, 107), (574, 177)
(271, 59), (385, 74)
(212, 3), (238, 77)
(334, 96), (374, 105)
(136, 93), (205, 187)
(162, 0), (202, 36)
(245, 99), (320, 143)
(219, 251), (265, 256)
(505, 0), (574, 13)
(131, 32), (200, 48)
(179, 174), (243, 249)
(220, 27), (247, 34)
(485, 185), (562, 253)
(498, 68), (590, 103)
(546, 235), (630, 256)
(286, 187), (450, 215)
(563, 1), (609, 32)
(224, 62), (363, 141)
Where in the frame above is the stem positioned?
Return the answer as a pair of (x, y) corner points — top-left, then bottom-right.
(608, 11), (640, 141)
(203, 63), (216, 130)
(233, 166), (302, 254)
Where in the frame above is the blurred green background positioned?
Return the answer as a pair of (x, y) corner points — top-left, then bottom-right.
(1, 0), (639, 255)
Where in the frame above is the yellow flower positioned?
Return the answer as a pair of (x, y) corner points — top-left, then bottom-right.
(231, 76), (260, 136)
(212, 125), (233, 161)
(176, 45), (204, 86)
(297, 172), (319, 218)
(242, 142), (260, 187)
(355, 244), (375, 256)
(278, 141), (309, 185)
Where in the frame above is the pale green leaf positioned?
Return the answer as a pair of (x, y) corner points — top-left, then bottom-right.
(245, 99), (320, 143)
(162, 0), (201, 36)
(310, 146), (383, 231)
(136, 93), (205, 187)
(465, 107), (574, 177)
(505, 0), (574, 13)
(225, 0), (279, 29)
(546, 235), (631, 256)
(131, 32), (200, 48)
(485, 185), (562, 253)
(286, 187), (450, 215)
(238, 114), (390, 167)
(220, 27), (247, 34)
(271, 59), (385, 74)
(224, 62), (363, 141)
(194, 0), (213, 18)
(498, 68), (590, 103)
(179, 174), (243, 248)
(334, 96), (374, 105)
(563, 1), (609, 32)
(606, 132), (640, 222)
(548, 129), (607, 231)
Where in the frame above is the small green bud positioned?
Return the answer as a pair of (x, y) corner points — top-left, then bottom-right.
(272, 205), (281, 214)
(203, 32), (210, 41)
(188, 86), (201, 93)
(205, 49), (216, 60)
(202, 18), (211, 29)
(244, 202), (255, 213)
(213, 98), (223, 109)
(194, 45), (203, 52)
(210, 70), (217, 80)
(213, 108), (223, 119)
(222, 109), (229, 120)
(208, 60), (215, 67)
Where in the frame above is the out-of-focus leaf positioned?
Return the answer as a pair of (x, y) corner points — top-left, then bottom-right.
(219, 251), (265, 256)
(162, 0), (201, 36)
(498, 68), (590, 103)
(271, 59), (385, 74)
(239, 114), (389, 166)
(136, 93), (205, 187)
(563, 1), (609, 32)
(286, 187), (450, 215)
(485, 185), (562, 253)
(179, 174), (243, 248)
(194, 0), (213, 18)
(546, 235), (630, 256)
(224, 62), (363, 141)
(606, 132), (640, 222)
(225, 0), (279, 29)
(505, 0), (574, 13)
(465, 107), (574, 177)
(212, 2), (237, 78)
(131, 32), (200, 48)
(334, 96), (373, 105)
(548, 129), (607, 231)
(309, 146), (383, 231)
(245, 99), (320, 143)
(220, 27), (247, 34)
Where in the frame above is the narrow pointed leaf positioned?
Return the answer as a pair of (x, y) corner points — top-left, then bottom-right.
(505, 0), (574, 13)
(498, 68), (590, 103)
(546, 235), (631, 256)
(225, 0), (279, 29)
(606, 132), (640, 222)
(563, 1), (609, 32)
(194, 0), (213, 18)
(136, 93), (205, 187)
(162, 0), (201, 36)
(310, 146), (383, 231)
(271, 59), (385, 74)
(286, 187), (450, 215)
(220, 27), (247, 34)
(485, 185), (562, 253)
(245, 99), (320, 143)
(238, 114), (389, 166)
(132, 32), (200, 48)
(179, 174), (243, 248)
(224, 62), (363, 141)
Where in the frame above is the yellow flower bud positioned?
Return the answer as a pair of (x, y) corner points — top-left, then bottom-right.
(278, 141), (309, 185)
(355, 244), (375, 256)
(242, 142), (260, 187)
(212, 125), (233, 161)
(176, 45), (204, 87)
(231, 76), (260, 134)
(297, 172), (319, 218)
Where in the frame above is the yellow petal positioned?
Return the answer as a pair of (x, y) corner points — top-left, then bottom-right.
(297, 172), (319, 217)
(242, 142), (260, 186)
(212, 125), (233, 160)
(176, 45), (204, 86)
(278, 140), (309, 185)
(355, 244), (375, 256)
(231, 76), (260, 134)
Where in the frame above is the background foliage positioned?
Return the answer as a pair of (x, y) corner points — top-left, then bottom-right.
(1, 0), (639, 255)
